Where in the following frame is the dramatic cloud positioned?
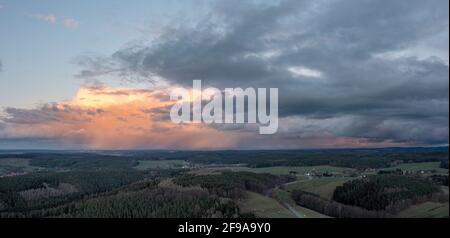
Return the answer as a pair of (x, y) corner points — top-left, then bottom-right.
(2, 0), (448, 149)
(73, 0), (448, 147)
(0, 86), (247, 149)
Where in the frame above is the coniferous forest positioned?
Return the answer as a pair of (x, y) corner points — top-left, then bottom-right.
(0, 147), (448, 218)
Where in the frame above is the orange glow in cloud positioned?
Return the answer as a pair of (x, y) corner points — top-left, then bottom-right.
(4, 86), (245, 149)
(1, 85), (406, 149)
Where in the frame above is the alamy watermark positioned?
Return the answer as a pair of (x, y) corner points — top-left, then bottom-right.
(169, 80), (278, 134)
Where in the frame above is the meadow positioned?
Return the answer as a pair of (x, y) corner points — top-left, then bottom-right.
(0, 158), (44, 176)
(383, 162), (448, 174)
(198, 165), (355, 177)
(238, 192), (296, 218)
(284, 177), (354, 200)
(397, 202), (449, 218)
(134, 160), (190, 170)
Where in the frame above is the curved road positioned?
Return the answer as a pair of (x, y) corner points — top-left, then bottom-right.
(283, 202), (306, 218)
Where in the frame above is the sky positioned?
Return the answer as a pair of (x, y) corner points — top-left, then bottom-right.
(0, 0), (448, 149)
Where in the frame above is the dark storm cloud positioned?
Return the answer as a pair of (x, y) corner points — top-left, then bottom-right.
(2, 107), (60, 124)
(2, 104), (104, 125)
(77, 0), (449, 146)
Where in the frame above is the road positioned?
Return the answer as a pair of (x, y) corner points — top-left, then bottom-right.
(283, 202), (306, 218)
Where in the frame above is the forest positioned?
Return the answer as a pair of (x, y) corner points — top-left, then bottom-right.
(291, 189), (390, 218)
(174, 172), (294, 198)
(0, 147), (448, 218)
(0, 146), (447, 170)
(0, 170), (286, 218)
(332, 175), (446, 212)
(0, 170), (153, 214)
(290, 174), (448, 218)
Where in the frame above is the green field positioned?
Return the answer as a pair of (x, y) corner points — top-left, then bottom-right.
(134, 160), (190, 170)
(384, 162), (449, 174)
(285, 177), (354, 200)
(0, 158), (43, 176)
(397, 202), (449, 218)
(214, 165), (355, 177)
(441, 186), (449, 195)
(272, 188), (329, 218)
(238, 192), (297, 218)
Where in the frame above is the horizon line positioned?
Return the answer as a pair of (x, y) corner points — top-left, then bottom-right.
(0, 145), (448, 153)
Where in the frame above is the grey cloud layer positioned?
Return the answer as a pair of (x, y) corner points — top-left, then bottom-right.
(79, 0), (448, 146)
(2, 104), (104, 125)
(4, 0), (449, 148)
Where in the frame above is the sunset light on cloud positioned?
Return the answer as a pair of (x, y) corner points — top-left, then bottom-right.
(0, 84), (414, 149)
(1, 85), (246, 149)
(0, 0), (448, 149)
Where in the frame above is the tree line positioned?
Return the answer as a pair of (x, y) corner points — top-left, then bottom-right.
(174, 172), (294, 199)
(332, 175), (444, 212)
